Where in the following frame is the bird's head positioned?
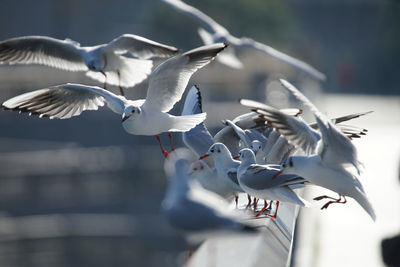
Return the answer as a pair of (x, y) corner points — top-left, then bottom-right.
(122, 106), (141, 122)
(199, 143), (230, 161)
(250, 140), (263, 155)
(86, 58), (103, 71)
(238, 148), (256, 164)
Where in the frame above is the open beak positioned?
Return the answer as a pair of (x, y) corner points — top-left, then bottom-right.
(233, 155), (240, 159)
(273, 170), (283, 179)
(121, 115), (129, 122)
(199, 154), (209, 160)
(253, 150), (258, 156)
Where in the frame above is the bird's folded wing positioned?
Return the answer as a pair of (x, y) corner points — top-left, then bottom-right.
(241, 165), (305, 189)
(105, 34), (179, 59)
(0, 36), (87, 71)
(2, 83), (127, 119)
(143, 43), (227, 112)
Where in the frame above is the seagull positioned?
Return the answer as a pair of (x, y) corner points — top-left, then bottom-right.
(237, 148), (309, 218)
(161, 0), (326, 81)
(251, 79), (376, 221)
(0, 34), (179, 95)
(2, 43), (228, 157)
(200, 143), (243, 195)
(162, 153), (257, 246)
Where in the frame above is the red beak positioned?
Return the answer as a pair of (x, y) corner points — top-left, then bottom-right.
(199, 154), (209, 160)
(273, 170), (282, 179)
(122, 115), (129, 122)
(233, 155), (240, 159)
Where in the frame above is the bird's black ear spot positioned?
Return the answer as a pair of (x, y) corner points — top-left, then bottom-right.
(289, 157), (293, 167)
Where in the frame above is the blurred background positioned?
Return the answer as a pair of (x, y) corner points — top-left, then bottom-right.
(0, 0), (399, 266)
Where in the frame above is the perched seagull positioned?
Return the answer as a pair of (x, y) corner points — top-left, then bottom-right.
(255, 79), (376, 221)
(2, 43), (228, 157)
(0, 34), (179, 95)
(162, 155), (257, 245)
(237, 148), (309, 218)
(200, 143), (243, 195)
(161, 0), (326, 81)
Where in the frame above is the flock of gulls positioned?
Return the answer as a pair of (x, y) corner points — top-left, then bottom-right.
(1, 0), (375, 250)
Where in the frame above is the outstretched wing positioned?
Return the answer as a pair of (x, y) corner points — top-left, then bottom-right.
(2, 83), (129, 119)
(162, 0), (229, 36)
(105, 34), (179, 59)
(143, 43), (227, 112)
(0, 36), (87, 71)
(239, 38), (326, 81)
(240, 98), (320, 155)
(280, 79), (362, 173)
(181, 85), (214, 158)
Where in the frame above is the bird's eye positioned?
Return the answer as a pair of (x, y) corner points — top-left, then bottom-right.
(132, 110), (135, 113)
(289, 158), (293, 167)
(282, 164), (286, 168)
(217, 149), (221, 153)
(210, 149), (214, 153)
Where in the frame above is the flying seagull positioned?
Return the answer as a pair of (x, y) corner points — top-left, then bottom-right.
(2, 43), (227, 157)
(161, 0), (326, 81)
(0, 34), (179, 95)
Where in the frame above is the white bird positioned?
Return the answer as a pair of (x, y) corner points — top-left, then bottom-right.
(237, 148), (309, 218)
(0, 34), (179, 94)
(161, 0), (326, 81)
(2, 43), (227, 157)
(256, 79), (376, 221)
(162, 154), (257, 245)
(200, 143), (243, 194)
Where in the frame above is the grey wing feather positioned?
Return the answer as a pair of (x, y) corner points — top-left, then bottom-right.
(2, 83), (126, 119)
(243, 101), (320, 154)
(242, 165), (305, 189)
(0, 36), (87, 71)
(105, 34), (179, 59)
(143, 43), (227, 112)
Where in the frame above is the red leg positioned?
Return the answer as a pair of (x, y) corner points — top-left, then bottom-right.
(266, 201), (280, 219)
(253, 197), (258, 210)
(101, 71), (107, 90)
(117, 70), (125, 96)
(168, 132), (175, 151)
(255, 200), (268, 217)
(246, 194), (252, 209)
(321, 195), (347, 210)
(155, 135), (169, 158)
